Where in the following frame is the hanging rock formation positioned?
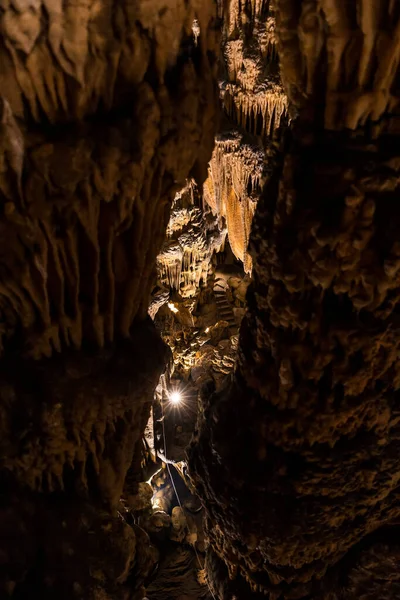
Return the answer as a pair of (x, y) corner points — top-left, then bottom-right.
(0, 1), (220, 598)
(204, 130), (267, 273)
(202, 0), (286, 276)
(221, 0), (287, 138)
(157, 180), (226, 299)
(189, 1), (400, 598)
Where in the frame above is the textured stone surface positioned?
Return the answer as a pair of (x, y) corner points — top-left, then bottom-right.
(204, 130), (267, 273)
(220, 0), (287, 138)
(0, 490), (155, 600)
(157, 180), (225, 299)
(189, 1), (400, 598)
(3, 1), (400, 598)
(0, 0), (219, 358)
(0, 320), (166, 502)
(0, 0), (220, 597)
(202, 0), (286, 278)
(277, 0), (400, 130)
(146, 546), (210, 600)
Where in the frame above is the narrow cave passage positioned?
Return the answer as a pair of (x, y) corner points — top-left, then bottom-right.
(1, 1), (400, 599)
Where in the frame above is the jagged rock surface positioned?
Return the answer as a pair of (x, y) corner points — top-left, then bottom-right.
(0, 1), (220, 597)
(277, 0), (400, 131)
(0, 0), (219, 358)
(146, 546), (210, 600)
(157, 181), (226, 299)
(203, 0), (286, 276)
(204, 130), (267, 273)
(189, 1), (400, 598)
(1, 322), (166, 504)
(220, 0), (287, 138)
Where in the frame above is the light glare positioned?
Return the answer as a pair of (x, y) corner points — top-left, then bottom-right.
(168, 302), (179, 314)
(170, 391), (182, 405)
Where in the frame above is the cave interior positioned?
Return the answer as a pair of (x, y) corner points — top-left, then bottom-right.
(0, 1), (400, 599)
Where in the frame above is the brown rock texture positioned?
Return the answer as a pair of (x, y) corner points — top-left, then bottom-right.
(204, 130), (266, 273)
(204, 0), (285, 276)
(0, 0), (220, 597)
(0, 0), (219, 357)
(220, 0), (287, 138)
(189, 1), (400, 598)
(157, 180), (225, 299)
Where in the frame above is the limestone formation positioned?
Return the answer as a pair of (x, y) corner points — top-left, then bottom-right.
(189, 1), (400, 598)
(220, 0), (288, 138)
(0, 0), (220, 597)
(204, 0), (286, 276)
(2, 1), (400, 599)
(0, 0), (219, 358)
(157, 180), (226, 299)
(204, 130), (266, 273)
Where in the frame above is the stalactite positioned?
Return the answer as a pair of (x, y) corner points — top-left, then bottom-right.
(260, 16), (278, 61)
(277, 0), (400, 130)
(223, 84), (288, 138)
(157, 182), (226, 298)
(224, 0), (270, 34)
(220, 1), (287, 140)
(203, 131), (265, 273)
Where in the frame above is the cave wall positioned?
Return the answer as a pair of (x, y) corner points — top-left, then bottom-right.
(0, 0), (219, 355)
(189, 1), (400, 598)
(0, 1), (220, 597)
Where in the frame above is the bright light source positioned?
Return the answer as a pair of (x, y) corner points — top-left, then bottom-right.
(192, 19), (200, 46)
(169, 391), (182, 405)
(168, 302), (178, 314)
(205, 327), (210, 333)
